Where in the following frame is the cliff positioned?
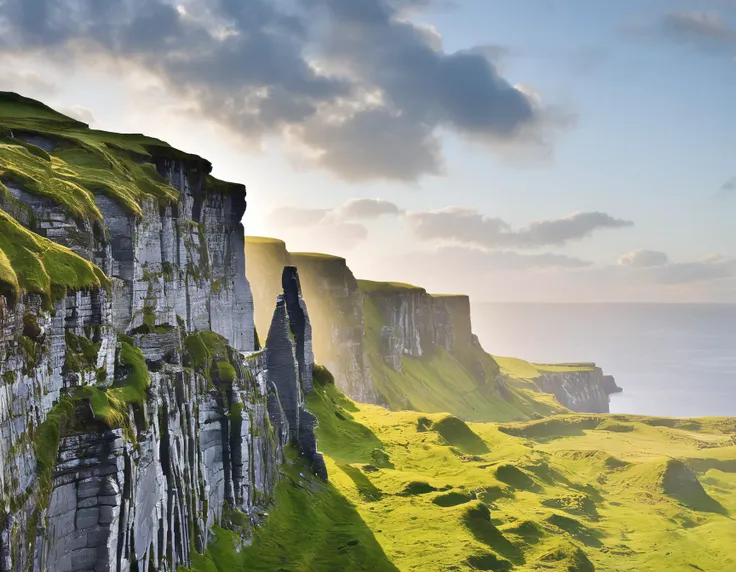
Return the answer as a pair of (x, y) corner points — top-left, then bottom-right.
(0, 93), (323, 571)
(533, 367), (610, 413)
(246, 238), (616, 421)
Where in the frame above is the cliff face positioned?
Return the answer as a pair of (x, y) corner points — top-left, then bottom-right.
(358, 282), (477, 372)
(0, 93), (323, 572)
(534, 368), (611, 413)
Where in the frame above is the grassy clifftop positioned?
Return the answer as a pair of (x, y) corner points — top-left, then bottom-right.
(0, 92), (192, 221)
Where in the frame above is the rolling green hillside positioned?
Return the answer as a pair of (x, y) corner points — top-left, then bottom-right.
(188, 370), (736, 572)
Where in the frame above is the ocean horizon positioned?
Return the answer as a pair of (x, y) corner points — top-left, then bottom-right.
(471, 302), (736, 419)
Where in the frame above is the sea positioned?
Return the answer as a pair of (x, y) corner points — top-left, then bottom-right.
(471, 303), (736, 418)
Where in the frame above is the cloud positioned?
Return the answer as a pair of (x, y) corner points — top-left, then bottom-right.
(0, 67), (57, 95)
(270, 198), (402, 226)
(720, 176), (736, 192)
(0, 0), (568, 182)
(267, 206), (330, 228)
(662, 11), (736, 45)
(653, 256), (736, 285)
(56, 104), (96, 125)
(629, 10), (736, 54)
(329, 198), (404, 221)
(406, 207), (633, 249)
(427, 246), (592, 270)
(618, 249), (669, 268)
(267, 198), (402, 247)
(617, 251), (736, 284)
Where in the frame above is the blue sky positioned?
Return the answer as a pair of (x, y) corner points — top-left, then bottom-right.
(1, 0), (734, 301)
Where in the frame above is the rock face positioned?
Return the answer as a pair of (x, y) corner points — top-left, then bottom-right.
(534, 368), (611, 413)
(290, 255), (374, 404)
(360, 283), (476, 372)
(265, 267), (326, 481)
(0, 101), (323, 572)
(602, 374), (623, 395)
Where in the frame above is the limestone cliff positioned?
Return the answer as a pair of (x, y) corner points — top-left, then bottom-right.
(358, 282), (478, 371)
(0, 93), (323, 572)
(534, 367), (611, 413)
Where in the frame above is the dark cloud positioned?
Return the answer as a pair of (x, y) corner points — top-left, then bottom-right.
(406, 207), (633, 249)
(618, 249), (669, 268)
(0, 0), (566, 181)
(330, 198), (404, 220)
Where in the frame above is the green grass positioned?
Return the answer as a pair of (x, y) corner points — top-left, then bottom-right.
(282, 382), (736, 571)
(493, 356), (595, 380)
(0, 208), (108, 305)
(185, 450), (399, 572)
(85, 341), (150, 430)
(245, 236), (287, 246)
(290, 251), (345, 261)
(361, 294), (566, 422)
(357, 279), (425, 293)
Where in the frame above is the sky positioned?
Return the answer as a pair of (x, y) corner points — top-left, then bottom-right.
(0, 0), (734, 302)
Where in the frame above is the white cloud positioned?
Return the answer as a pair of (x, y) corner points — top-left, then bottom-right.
(406, 207), (633, 249)
(618, 249), (669, 268)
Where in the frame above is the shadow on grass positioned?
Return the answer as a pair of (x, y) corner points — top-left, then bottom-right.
(545, 513), (603, 548)
(338, 463), (384, 502)
(494, 464), (542, 493)
(662, 460), (729, 516)
(190, 455), (399, 572)
(462, 503), (524, 564)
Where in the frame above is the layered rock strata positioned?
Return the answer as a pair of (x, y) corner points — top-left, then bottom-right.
(359, 283), (477, 373)
(0, 97), (324, 571)
(265, 267), (326, 481)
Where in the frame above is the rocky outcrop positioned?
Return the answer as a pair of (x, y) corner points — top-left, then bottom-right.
(602, 374), (623, 395)
(290, 254), (374, 404)
(534, 368), (611, 413)
(246, 240), (375, 404)
(265, 267), (326, 481)
(0, 95), (323, 572)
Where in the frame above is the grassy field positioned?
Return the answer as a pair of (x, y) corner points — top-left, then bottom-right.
(312, 382), (736, 572)
(189, 376), (736, 571)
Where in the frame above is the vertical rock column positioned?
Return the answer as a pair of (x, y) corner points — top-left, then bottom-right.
(264, 268), (327, 481)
